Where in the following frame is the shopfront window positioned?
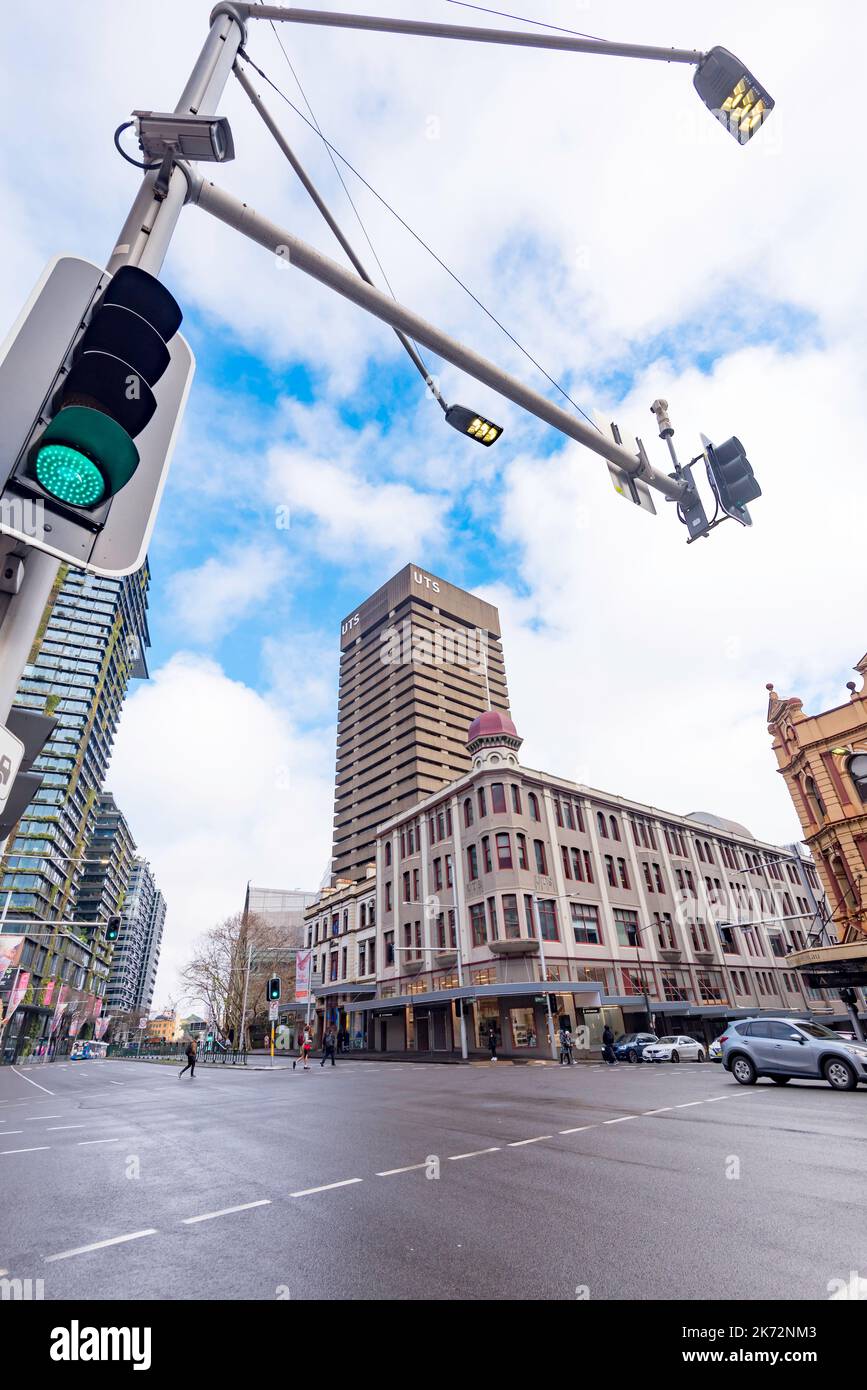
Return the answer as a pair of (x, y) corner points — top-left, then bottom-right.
(510, 1008), (538, 1049)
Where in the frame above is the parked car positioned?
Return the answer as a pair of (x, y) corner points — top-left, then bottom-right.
(708, 1037), (723, 1063)
(721, 1017), (867, 1091)
(613, 1031), (658, 1063)
(642, 1034), (706, 1063)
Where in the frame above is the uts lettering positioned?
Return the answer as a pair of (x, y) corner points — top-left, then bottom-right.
(341, 613), (360, 636)
(413, 570), (440, 593)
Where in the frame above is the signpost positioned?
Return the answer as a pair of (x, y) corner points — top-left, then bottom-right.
(0, 724), (25, 819)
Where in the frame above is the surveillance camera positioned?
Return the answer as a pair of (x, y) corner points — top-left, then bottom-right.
(0, 556), (24, 595)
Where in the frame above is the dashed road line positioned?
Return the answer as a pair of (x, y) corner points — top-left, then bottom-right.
(507, 1135), (553, 1146)
(290, 1178), (363, 1197)
(78, 1138), (122, 1146)
(2, 1146), (50, 1155)
(182, 1200), (271, 1225)
(45, 1229), (158, 1263)
(603, 1115), (639, 1125)
(447, 1147), (501, 1161)
(377, 1162), (429, 1176)
(558, 1125), (596, 1135)
(46, 1125), (86, 1131)
(675, 1101), (706, 1109)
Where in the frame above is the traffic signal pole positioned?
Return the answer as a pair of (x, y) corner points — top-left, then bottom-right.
(181, 167), (686, 503)
(0, 8), (245, 728)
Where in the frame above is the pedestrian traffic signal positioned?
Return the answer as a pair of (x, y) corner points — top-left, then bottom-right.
(267, 977), (281, 1001)
(106, 915), (121, 942)
(0, 255), (194, 575)
(702, 433), (761, 527)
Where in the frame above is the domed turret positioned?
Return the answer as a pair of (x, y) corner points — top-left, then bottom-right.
(466, 709), (522, 770)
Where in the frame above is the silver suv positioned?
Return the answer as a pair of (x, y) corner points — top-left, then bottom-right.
(721, 1016), (867, 1091)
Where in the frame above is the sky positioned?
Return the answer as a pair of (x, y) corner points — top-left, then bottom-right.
(2, 1), (865, 1009)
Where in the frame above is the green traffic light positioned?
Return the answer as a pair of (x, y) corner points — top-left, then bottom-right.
(34, 442), (106, 507)
(27, 405), (139, 510)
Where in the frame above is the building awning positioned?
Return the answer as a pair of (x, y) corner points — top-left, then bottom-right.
(313, 982), (377, 1000)
(651, 1003), (804, 1020)
(787, 940), (867, 988)
(355, 981), (603, 1014)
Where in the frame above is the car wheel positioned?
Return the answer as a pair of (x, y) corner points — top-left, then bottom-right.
(731, 1054), (757, 1086)
(696, 1050), (706, 1063)
(627, 1051), (637, 1064)
(771, 1076), (791, 1085)
(671, 1051), (680, 1064)
(824, 1057), (857, 1091)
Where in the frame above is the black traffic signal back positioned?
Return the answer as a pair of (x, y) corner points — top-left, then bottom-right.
(267, 977), (281, 1002)
(703, 434), (761, 527)
(21, 265), (182, 515)
(106, 915), (121, 942)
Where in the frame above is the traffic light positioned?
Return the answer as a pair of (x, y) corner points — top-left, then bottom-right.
(0, 254), (194, 575)
(702, 434), (761, 527)
(106, 915), (121, 942)
(267, 977), (281, 1002)
(847, 753), (867, 804)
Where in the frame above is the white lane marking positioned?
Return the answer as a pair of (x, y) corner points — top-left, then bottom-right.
(447, 1147), (501, 1161)
(675, 1101), (705, 1109)
(9, 1068), (53, 1095)
(182, 1199), (271, 1225)
(47, 1125), (85, 1131)
(2, 1131), (23, 1135)
(290, 1178), (363, 1197)
(558, 1126), (596, 1135)
(603, 1115), (639, 1125)
(106, 1081), (124, 1087)
(507, 1135), (552, 1146)
(78, 1138), (122, 1146)
(45, 1229), (158, 1263)
(2, 1146), (50, 1155)
(23, 1114), (64, 1121)
(643, 1107), (673, 1115)
(376, 1162), (429, 1176)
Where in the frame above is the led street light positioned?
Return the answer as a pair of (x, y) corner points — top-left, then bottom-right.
(445, 404), (502, 446)
(693, 47), (774, 143)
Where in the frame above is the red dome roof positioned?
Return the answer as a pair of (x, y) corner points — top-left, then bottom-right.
(467, 710), (519, 744)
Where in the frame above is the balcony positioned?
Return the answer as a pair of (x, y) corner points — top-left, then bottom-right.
(434, 949), (458, 966)
(489, 937), (540, 956)
(658, 947), (682, 962)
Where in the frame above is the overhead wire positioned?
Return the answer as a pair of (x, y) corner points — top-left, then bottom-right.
(239, 46), (601, 431)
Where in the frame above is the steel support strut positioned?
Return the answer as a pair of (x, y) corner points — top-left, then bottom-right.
(181, 168), (686, 502)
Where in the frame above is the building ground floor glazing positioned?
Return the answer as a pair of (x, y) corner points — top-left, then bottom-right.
(307, 951), (864, 1059)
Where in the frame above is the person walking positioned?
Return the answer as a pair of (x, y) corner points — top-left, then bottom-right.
(602, 1022), (617, 1065)
(488, 1023), (499, 1062)
(320, 1025), (337, 1068)
(300, 1024), (313, 1071)
(178, 1036), (197, 1080)
(559, 1023), (573, 1065)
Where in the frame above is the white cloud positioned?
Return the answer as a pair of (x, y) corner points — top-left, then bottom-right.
(108, 653), (333, 1007)
(165, 542), (290, 644)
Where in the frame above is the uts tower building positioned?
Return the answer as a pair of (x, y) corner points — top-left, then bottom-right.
(333, 564), (510, 881)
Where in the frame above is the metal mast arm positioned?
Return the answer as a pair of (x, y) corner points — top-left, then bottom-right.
(229, 6), (704, 65)
(232, 56), (446, 408)
(181, 169), (686, 501)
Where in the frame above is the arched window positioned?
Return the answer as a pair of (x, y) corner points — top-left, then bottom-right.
(610, 816), (620, 841)
(528, 793), (540, 822)
(385, 841), (392, 867)
(805, 775), (826, 821)
(463, 797), (474, 828)
(597, 811), (608, 838)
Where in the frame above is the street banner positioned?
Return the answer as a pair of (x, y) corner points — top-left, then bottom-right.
(7, 969), (29, 1016)
(0, 934), (25, 982)
(41, 979), (56, 1008)
(295, 948), (312, 1003)
(67, 1012), (82, 1039)
(50, 987), (69, 1036)
(94, 1016), (110, 1040)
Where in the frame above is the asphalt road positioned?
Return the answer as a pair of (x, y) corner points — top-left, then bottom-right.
(1, 1054), (865, 1301)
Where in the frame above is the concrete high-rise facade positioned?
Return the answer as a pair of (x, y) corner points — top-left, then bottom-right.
(108, 857), (166, 1016)
(76, 793), (136, 932)
(333, 564), (509, 882)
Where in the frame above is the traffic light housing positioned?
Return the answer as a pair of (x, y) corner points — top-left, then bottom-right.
(702, 434), (761, 527)
(267, 977), (281, 1002)
(106, 915), (121, 942)
(0, 255), (194, 575)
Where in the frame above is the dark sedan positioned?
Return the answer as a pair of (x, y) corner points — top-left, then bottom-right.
(613, 1031), (657, 1063)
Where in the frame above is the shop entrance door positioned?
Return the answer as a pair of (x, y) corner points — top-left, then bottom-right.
(416, 1016), (430, 1051)
(431, 1010), (448, 1051)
